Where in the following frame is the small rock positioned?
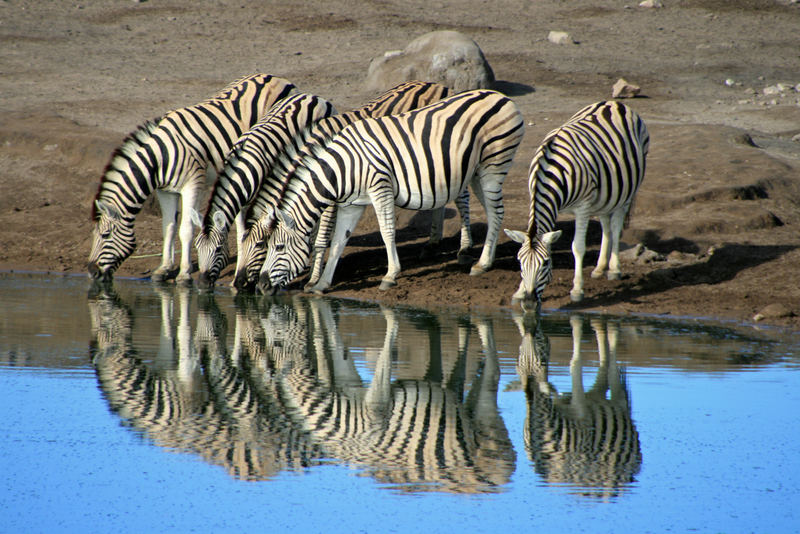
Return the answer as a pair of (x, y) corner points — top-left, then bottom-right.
(637, 248), (664, 264)
(612, 78), (641, 98)
(620, 243), (644, 262)
(639, 0), (664, 7)
(791, 133), (800, 142)
(763, 85), (783, 95)
(724, 78), (735, 87)
(753, 303), (795, 322)
(548, 31), (573, 45)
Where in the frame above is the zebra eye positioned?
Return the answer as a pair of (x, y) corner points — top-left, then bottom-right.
(275, 243), (285, 252)
(100, 229), (111, 239)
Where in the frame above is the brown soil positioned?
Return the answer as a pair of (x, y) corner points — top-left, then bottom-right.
(2, 0), (799, 331)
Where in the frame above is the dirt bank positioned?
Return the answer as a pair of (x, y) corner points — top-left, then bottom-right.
(1, 0), (799, 331)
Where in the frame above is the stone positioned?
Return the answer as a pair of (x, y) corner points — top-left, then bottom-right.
(639, 0), (664, 7)
(547, 31), (573, 45)
(612, 78), (641, 98)
(365, 30), (494, 93)
(752, 303), (795, 322)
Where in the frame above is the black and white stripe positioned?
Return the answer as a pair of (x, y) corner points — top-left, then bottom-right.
(191, 92), (337, 289)
(505, 100), (649, 311)
(88, 73), (295, 284)
(231, 81), (453, 292)
(515, 314), (642, 498)
(259, 89), (525, 295)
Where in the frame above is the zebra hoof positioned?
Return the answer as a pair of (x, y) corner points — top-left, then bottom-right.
(591, 268), (605, 279)
(570, 290), (584, 303)
(469, 264), (488, 276)
(607, 271), (621, 281)
(379, 279), (397, 291)
(457, 251), (474, 266)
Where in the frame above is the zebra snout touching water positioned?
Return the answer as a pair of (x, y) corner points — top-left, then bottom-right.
(87, 73), (296, 285)
(505, 100), (649, 312)
(190, 92), (338, 291)
(258, 89), (525, 295)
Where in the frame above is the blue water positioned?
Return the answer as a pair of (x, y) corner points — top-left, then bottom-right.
(1, 273), (798, 534)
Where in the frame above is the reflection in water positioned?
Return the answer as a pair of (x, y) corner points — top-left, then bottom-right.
(515, 313), (642, 498)
(88, 286), (515, 493)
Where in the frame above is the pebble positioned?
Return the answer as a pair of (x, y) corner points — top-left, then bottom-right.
(752, 303), (795, 322)
(547, 31), (573, 45)
(612, 78), (641, 98)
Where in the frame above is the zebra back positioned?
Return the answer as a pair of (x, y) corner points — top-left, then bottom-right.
(526, 100), (649, 236)
(244, 81), (450, 225)
(93, 73), (295, 219)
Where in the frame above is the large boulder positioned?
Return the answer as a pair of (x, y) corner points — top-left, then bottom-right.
(365, 30), (495, 93)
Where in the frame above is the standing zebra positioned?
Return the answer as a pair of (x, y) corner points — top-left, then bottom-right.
(505, 101), (649, 311)
(229, 81), (457, 292)
(87, 73), (296, 284)
(259, 89), (525, 295)
(190, 92), (337, 289)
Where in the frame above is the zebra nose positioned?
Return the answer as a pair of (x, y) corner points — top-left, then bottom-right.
(256, 272), (272, 295)
(520, 297), (541, 314)
(197, 271), (215, 291)
(233, 272), (253, 292)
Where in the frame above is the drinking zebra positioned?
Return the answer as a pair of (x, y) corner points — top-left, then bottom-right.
(515, 314), (642, 498)
(87, 73), (296, 284)
(504, 100), (649, 312)
(228, 81), (458, 292)
(258, 89), (525, 295)
(190, 92), (338, 289)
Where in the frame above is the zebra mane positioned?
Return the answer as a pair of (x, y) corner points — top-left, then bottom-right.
(92, 118), (162, 220)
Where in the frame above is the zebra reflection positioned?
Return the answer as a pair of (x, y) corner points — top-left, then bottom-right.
(260, 297), (515, 493)
(515, 314), (642, 498)
(88, 286), (323, 480)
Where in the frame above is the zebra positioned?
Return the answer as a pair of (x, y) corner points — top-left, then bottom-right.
(189, 92), (338, 290)
(87, 73), (296, 284)
(515, 313), (642, 499)
(90, 284), (324, 480)
(228, 80), (459, 292)
(504, 100), (649, 312)
(270, 296), (515, 493)
(258, 89), (525, 295)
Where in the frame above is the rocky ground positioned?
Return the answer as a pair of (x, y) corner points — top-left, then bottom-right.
(1, 0), (799, 331)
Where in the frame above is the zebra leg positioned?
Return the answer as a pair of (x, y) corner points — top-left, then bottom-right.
(370, 186), (401, 290)
(454, 188), (474, 265)
(606, 208), (628, 281)
(230, 211), (247, 288)
(153, 190), (180, 282)
(570, 214), (590, 302)
(305, 205), (337, 291)
(308, 204), (366, 294)
(419, 207), (445, 260)
(469, 178), (503, 276)
(591, 214), (612, 279)
(176, 186), (202, 284)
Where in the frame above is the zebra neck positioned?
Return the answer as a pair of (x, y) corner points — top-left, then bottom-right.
(529, 181), (561, 237)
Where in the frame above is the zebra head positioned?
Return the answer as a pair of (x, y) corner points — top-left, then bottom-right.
(88, 199), (136, 283)
(258, 210), (311, 295)
(192, 209), (229, 290)
(505, 229), (562, 313)
(233, 218), (273, 292)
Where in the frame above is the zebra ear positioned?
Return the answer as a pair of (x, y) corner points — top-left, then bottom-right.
(212, 211), (226, 230)
(504, 229), (528, 244)
(189, 208), (203, 229)
(276, 209), (296, 230)
(541, 230), (563, 246)
(95, 199), (120, 219)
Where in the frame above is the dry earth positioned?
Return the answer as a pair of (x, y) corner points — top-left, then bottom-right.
(1, 0), (799, 331)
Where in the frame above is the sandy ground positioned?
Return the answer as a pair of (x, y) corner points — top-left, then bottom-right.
(1, 0), (799, 331)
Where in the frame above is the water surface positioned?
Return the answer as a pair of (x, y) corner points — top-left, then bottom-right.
(1, 273), (798, 533)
